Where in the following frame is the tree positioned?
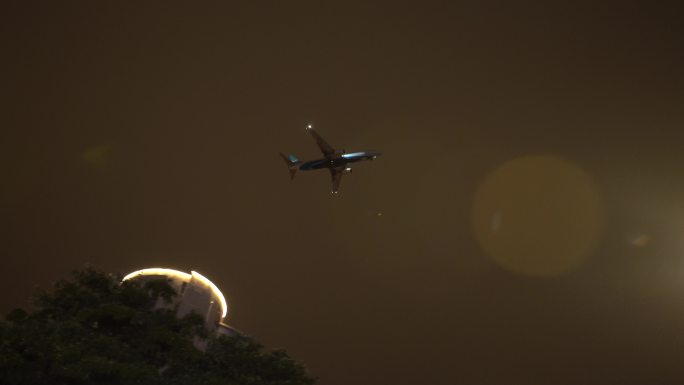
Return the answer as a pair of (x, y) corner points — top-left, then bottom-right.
(0, 268), (315, 385)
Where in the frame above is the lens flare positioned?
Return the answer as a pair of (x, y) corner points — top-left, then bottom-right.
(472, 155), (604, 277)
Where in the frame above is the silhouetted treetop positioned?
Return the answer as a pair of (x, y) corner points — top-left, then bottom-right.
(0, 268), (315, 385)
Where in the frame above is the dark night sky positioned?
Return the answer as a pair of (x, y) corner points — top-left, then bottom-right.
(2, 1), (684, 384)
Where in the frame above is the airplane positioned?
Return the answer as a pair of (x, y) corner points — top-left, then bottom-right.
(280, 125), (381, 194)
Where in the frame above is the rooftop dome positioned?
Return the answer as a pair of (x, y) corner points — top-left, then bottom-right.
(123, 268), (228, 320)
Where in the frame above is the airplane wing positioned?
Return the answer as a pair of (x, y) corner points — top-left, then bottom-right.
(307, 128), (335, 157)
(330, 168), (343, 194)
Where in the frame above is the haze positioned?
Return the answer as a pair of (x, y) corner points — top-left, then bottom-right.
(2, 2), (684, 384)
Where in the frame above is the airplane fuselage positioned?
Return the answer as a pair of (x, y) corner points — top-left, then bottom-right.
(280, 126), (381, 193)
(298, 151), (381, 171)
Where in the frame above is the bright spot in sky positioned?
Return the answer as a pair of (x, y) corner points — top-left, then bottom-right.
(630, 234), (651, 247)
(491, 211), (502, 233)
(82, 145), (111, 165)
(472, 155), (604, 277)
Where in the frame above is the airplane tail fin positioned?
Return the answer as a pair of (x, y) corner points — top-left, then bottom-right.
(279, 153), (300, 180)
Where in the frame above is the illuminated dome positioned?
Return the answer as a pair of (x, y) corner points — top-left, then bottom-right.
(123, 268), (229, 322)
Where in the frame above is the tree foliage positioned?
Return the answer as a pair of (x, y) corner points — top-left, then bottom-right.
(0, 268), (315, 385)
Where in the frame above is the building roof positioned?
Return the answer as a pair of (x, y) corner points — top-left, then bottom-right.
(122, 267), (228, 320)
